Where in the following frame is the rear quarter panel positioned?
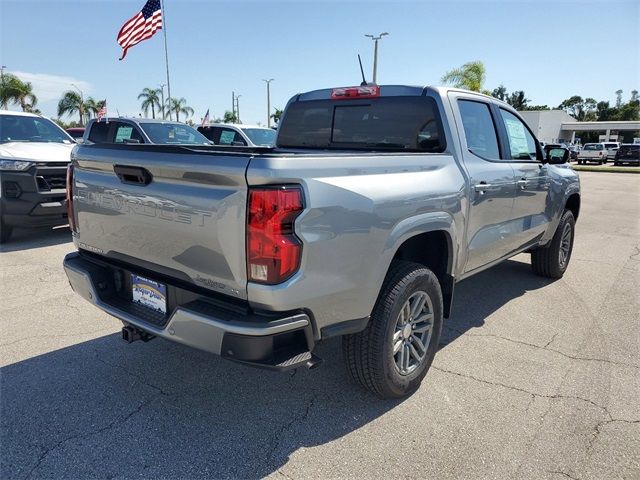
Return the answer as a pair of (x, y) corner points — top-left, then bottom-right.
(246, 152), (467, 334)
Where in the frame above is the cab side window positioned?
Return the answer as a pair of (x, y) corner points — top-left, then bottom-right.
(458, 100), (501, 160)
(499, 109), (538, 161)
(218, 128), (247, 146)
(87, 122), (110, 143)
(111, 122), (144, 143)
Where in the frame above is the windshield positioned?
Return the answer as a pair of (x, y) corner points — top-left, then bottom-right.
(277, 96), (445, 152)
(0, 115), (74, 144)
(241, 128), (276, 146)
(583, 144), (603, 150)
(138, 122), (211, 145)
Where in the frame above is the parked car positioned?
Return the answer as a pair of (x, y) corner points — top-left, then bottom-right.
(82, 118), (212, 145)
(0, 110), (75, 243)
(614, 143), (640, 166)
(568, 145), (581, 161)
(603, 142), (620, 160)
(577, 143), (608, 164)
(65, 127), (85, 141)
(64, 85), (580, 398)
(198, 123), (277, 147)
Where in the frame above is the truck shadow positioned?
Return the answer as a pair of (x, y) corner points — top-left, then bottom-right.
(1, 258), (554, 479)
(0, 226), (71, 253)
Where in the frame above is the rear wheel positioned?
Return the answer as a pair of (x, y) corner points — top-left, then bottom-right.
(343, 261), (443, 399)
(531, 209), (575, 278)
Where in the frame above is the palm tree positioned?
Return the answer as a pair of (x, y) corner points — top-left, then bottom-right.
(168, 97), (194, 122)
(14, 81), (37, 112)
(0, 74), (37, 110)
(138, 87), (161, 119)
(270, 108), (283, 124)
(441, 61), (487, 93)
(83, 98), (106, 120)
(58, 91), (86, 126)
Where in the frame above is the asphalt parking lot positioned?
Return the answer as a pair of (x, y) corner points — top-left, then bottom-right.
(1, 171), (638, 480)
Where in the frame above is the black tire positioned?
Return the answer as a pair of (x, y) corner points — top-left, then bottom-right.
(343, 261), (443, 399)
(0, 218), (12, 244)
(531, 209), (575, 278)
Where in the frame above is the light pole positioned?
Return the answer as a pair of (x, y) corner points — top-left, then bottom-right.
(263, 79), (274, 127)
(364, 32), (389, 84)
(158, 83), (166, 119)
(71, 83), (85, 125)
(235, 95), (242, 124)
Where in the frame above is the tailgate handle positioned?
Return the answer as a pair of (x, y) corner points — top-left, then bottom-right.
(113, 165), (153, 186)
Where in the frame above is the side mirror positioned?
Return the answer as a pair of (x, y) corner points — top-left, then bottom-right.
(544, 147), (569, 164)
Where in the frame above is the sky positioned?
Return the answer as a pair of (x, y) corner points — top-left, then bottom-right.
(1, 0), (638, 125)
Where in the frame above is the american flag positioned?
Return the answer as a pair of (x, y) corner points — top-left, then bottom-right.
(117, 0), (163, 60)
(201, 109), (210, 128)
(97, 102), (107, 122)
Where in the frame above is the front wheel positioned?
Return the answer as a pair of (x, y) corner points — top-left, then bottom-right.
(531, 209), (575, 278)
(343, 261), (443, 399)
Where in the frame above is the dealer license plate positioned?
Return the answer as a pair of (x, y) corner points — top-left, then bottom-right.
(131, 274), (167, 315)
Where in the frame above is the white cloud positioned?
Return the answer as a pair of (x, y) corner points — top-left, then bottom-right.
(9, 71), (91, 103)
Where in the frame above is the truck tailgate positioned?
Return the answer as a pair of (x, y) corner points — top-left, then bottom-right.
(71, 145), (250, 299)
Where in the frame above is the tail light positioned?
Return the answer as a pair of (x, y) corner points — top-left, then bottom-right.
(66, 163), (76, 233)
(247, 185), (303, 284)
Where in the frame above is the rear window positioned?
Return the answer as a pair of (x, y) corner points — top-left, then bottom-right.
(277, 96), (445, 152)
(583, 144), (603, 150)
(619, 145), (640, 156)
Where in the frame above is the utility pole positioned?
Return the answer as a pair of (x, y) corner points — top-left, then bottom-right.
(263, 78), (274, 127)
(364, 32), (389, 84)
(158, 83), (166, 119)
(235, 95), (242, 124)
(231, 91), (236, 119)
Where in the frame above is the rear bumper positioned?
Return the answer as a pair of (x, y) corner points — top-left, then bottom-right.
(63, 252), (316, 370)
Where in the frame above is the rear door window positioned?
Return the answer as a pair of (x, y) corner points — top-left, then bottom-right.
(457, 100), (501, 160)
(111, 122), (144, 143)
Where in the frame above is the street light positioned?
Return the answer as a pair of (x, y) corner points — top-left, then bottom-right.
(263, 79), (274, 127)
(364, 32), (389, 84)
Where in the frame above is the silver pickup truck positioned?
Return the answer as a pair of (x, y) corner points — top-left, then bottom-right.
(63, 85), (580, 398)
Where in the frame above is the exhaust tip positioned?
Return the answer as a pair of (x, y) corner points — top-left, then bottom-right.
(305, 354), (323, 370)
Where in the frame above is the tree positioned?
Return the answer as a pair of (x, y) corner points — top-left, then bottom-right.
(58, 91), (86, 126)
(0, 73), (37, 111)
(138, 87), (161, 119)
(441, 61), (487, 93)
(557, 96), (597, 121)
(615, 89), (623, 108)
(222, 110), (238, 123)
(84, 98), (106, 120)
(491, 85), (507, 101)
(167, 97), (194, 122)
(270, 108), (283, 124)
(507, 90), (529, 110)
(631, 90), (639, 103)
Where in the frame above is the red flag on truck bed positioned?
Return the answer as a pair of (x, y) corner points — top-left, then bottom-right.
(117, 0), (162, 60)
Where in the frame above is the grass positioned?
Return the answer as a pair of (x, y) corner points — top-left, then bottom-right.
(571, 164), (640, 174)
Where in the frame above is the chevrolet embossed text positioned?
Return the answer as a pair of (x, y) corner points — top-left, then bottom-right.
(76, 190), (213, 226)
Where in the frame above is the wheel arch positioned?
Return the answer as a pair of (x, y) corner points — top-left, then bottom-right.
(383, 215), (457, 318)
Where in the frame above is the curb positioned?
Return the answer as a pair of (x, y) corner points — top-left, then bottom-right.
(571, 165), (640, 174)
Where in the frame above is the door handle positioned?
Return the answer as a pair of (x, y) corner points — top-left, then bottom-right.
(474, 182), (493, 194)
(113, 165), (153, 186)
(517, 179), (528, 189)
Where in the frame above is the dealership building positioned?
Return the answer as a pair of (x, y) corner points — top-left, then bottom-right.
(519, 110), (640, 144)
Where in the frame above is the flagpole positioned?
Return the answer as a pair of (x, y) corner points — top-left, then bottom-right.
(160, 0), (172, 121)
